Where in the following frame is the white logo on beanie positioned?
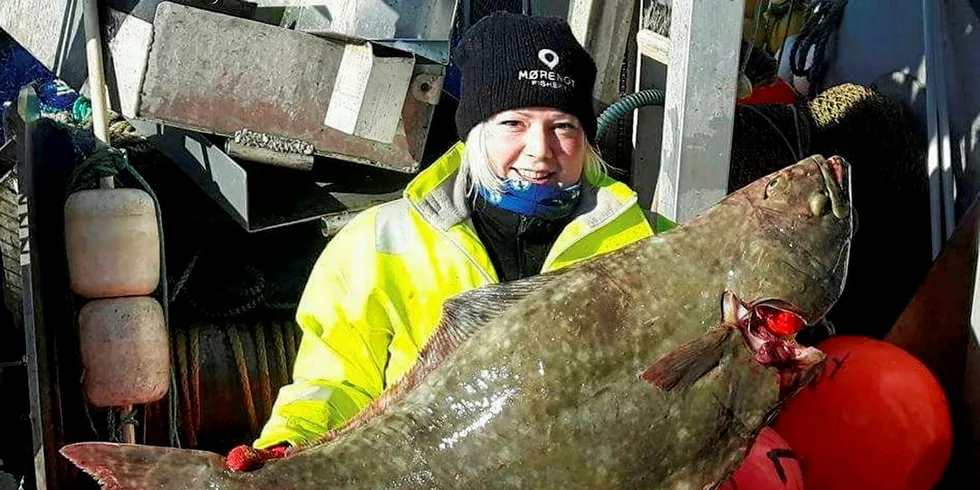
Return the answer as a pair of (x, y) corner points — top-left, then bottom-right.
(517, 47), (575, 89)
(538, 49), (560, 69)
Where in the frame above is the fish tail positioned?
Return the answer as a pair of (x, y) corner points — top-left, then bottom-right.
(60, 442), (234, 490)
(640, 326), (733, 392)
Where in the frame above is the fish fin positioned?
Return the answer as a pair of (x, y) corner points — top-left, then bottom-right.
(297, 272), (562, 449)
(388, 272), (561, 394)
(60, 442), (231, 490)
(640, 326), (734, 392)
(423, 271), (560, 358)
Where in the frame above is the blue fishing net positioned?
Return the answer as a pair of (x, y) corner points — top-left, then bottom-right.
(0, 34), (85, 140)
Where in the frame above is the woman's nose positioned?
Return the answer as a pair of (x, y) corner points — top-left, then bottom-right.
(523, 125), (554, 160)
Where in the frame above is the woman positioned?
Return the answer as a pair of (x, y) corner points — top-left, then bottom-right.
(226, 11), (674, 470)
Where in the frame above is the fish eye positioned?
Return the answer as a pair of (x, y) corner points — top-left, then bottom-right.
(764, 176), (782, 198)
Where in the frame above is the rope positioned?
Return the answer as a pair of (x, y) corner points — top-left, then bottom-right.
(103, 406), (138, 443)
(107, 409), (121, 443)
(191, 324), (202, 445)
(82, 401), (100, 441)
(172, 246), (301, 319)
(272, 323), (289, 388)
(175, 328), (197, 448)
(789, 0), (848, 89)
(107, 116), (154, 153)
(254, 322), (273, 421)
(66, 146), (121, 193)
(170, 319), (298, 447)
(170, 249), (201, 303)
(71, 103), (156, 155)
(228, 324), (259, 433)
(183, 262), (271, 319)
(174, 323), (204, 448)
(284, 321), (298, 372)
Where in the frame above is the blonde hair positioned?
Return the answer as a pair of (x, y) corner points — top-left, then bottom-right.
(460, 122), (611, 196)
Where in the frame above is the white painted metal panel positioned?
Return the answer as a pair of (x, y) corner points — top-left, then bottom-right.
(654, 0), (745, 223)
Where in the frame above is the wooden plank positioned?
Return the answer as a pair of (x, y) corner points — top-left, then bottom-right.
(963, 339), (980, 485)
(887, 199), (979, 393)
(636, 28), (669, 65)
(886, 197), (980, 488)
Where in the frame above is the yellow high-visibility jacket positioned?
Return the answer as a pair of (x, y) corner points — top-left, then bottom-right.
(254, 142), (675, 449)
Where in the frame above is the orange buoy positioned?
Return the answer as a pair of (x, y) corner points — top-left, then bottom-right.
(65, 188), (160, 298)
(718, 426), (804, 490)
(79, 296), (170, 407)
(772, 335), (952, 490)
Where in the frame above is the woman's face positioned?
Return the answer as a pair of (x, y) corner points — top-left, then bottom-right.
(484, 107), (587, 188)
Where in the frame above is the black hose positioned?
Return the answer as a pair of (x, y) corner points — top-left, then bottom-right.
(595, 89), (666, 143)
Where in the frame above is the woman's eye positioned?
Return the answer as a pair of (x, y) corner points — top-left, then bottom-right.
(554, 122), (578, 131)
(499, 120), (523, 128)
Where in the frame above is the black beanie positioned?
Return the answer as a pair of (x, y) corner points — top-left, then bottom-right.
(453, 12), (598, 144)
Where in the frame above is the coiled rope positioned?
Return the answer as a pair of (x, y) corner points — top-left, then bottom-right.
(174, 320), (300, 447)
(789, 0), (848, 89)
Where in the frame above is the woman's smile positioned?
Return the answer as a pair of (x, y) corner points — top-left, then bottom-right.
(509, 167), (556, 185)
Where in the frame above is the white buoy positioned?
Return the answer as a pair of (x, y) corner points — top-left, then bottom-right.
(78, 297), (170, 408)
(65, 188), (160, 298)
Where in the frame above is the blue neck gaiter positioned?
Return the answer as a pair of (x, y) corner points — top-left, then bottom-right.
(478, 178), (582, 220)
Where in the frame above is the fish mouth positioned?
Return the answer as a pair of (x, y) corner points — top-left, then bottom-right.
(816, 156), (851, 220)
(723, 292), (826, 397)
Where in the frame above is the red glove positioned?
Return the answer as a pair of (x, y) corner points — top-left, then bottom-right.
(225, 443), (289, 472)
